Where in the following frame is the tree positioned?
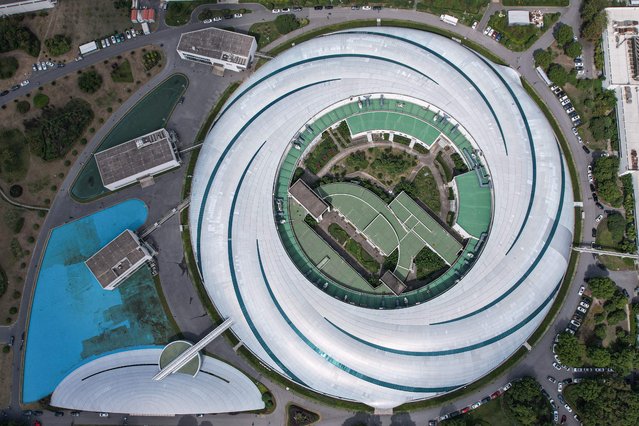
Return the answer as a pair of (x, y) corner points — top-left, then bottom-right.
(588, 347), (611, 366)
(554, 23), (574, 46)
(16, 100), (30, 114)
(0, 56), (19, 79)
(77, 70), (103, 94)
(582, 12), (607, 41)
(547, 63), (568, 86)
(504, 377), (548, 426)
(606, 212), (625, 244)
(588, 277), (616, 299)
(556, 332), (584, 366)
(565, 41), (583, 59)
(606, 309), (626, 325)
(274, 14), (300, 34)
(533, 49), (552, 70)
(569, 379), (639, 425)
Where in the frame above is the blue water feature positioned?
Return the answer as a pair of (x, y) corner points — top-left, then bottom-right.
(23, 199), (151, 403)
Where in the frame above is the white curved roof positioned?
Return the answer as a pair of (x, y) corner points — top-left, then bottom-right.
(189, 28), (573, 409)
(51, 349), (264, 415)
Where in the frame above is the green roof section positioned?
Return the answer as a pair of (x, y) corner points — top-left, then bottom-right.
(159, 341), (201, 377)
(289, 200), (382, 294)
(454, 171), (492, 238)
(346, 111), (441, 145)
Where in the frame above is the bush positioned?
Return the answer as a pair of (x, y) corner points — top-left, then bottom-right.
(78, 70), (102, 93)
(9, 184), (22, 198)
(414, 246), (446, 281)
(594, 323), (607, 339)
(0, 56), (19, 79)
(24, 98), (94, 160)
(44, 34), (72, 56)
(16, 100), (30, 114)
(275, 14), (300, 34)
(8, 307), (17, 315)
(33, 93), (49, 108)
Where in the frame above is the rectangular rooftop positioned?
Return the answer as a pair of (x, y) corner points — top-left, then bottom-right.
(289, 179), (330, 221)
(177, 27), (255, 67)
(85, 229), (152, 290)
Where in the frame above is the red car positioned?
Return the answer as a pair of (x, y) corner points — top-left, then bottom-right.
(34, 421), (42, 426)
(561, 414), (567, 424)
(490, 390), (502, 399)
(461, 407), (471, 414)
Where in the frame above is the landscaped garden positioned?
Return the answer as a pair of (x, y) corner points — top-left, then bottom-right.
(488, 11), (559, 51)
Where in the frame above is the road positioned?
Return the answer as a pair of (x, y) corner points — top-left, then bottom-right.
(1, 2), (636, 425)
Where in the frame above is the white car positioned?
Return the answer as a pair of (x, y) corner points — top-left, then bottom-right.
(552, 362), (562, 370)
(580, 301), (590, 309)
(131, 28), (137, 37)
(203, 18), (212, 23)
(587, 165), (592, 172)
(362, 5), (372, 10)
(571, 114), (581, 122)
(547, 375), (557, 383)
(572, 127), (578, 135)
(570, 319), (581, 328)
(272, 8), (280, 13)
(566, 107), (575, 114)
(234, 13), (243, 18)
(595, 214), (603, 223)
(125, 30), (132, 39)
(99, 413), (109, 417)
(558, 382), (563, 392)
(20, 80), (29, 86)
(213, 16), (222, 22)
(484, 26), (492, 36)
(561, 98), (571, 106)
(578, 285), (585, 296)
(577, 306), (587, 314)
(565, 403), (573, 413)
(565, 327), (575, 335)
(471, 21), (478, 30)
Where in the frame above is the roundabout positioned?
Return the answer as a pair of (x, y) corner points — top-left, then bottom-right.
(189, 28), (574, 409)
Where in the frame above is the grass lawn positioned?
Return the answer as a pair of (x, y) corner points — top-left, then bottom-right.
(417, 0), (488, 26)
(110, 59), (133, 83)
(597, 254), (636, 271)
(411, 167), (441, 214)
(250, 21), (281, 50)
(488, 11), (559, 51)
(328, 223), (349, 245)
(414, 246), (446, 282)
(304, 137), (339, 175)
(334, 147), (419, 188)
(345, 238), (379, 274)
(595, 218), (616, 249)
(0, 56), (18, 79)
(165, 0), (208, 26)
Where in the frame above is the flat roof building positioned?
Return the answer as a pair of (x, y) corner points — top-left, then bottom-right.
(85, 229), (152, 290)
(288, 179), (329, 220)
(380, 270), (407, 295)
(508, 10), (531, 26)
(176, 28), (257, 73)
(0, 0), (56, 16)
(95, 128), (180, 191)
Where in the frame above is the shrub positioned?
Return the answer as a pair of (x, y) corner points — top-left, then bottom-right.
(9, 184), (22, 198)
(0, 56), (19, 79)
(78, 70), (103, 93)
(8, 306), (17, 315)
(12, 290), (20, 299)
(16, 100), (30, 114)
(44, 34), (72, 56)
(33, 93), (49, 108)
(2, 346), (9, 353)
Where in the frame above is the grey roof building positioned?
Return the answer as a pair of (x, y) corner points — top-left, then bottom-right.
(176, 28), (257, 73)
(85, 229), (152, 290)
(95, 128), (180, 191)
(0, 0), (56, 16)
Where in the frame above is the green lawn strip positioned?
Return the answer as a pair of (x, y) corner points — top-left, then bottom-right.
(396, 347), (528, 411)
(414, 246), (446, 281)
(598, 254), (635, 271)
(503, 0), (567, 5)
(110, 59), (134, 83)
(250, 21), (282, 50)
(328, 223), (349, 245)
(165, 0), (209, 26)
(521, 77), (582, 202)
(416, 0), (486, 26)
(152, 274), (182, 339)
(267, 19), (507, 65)
(412, 167), (441, 214)
(344, 238), (379, 274)
(528, 208), (581, 345)
(183, 81), (240, 200)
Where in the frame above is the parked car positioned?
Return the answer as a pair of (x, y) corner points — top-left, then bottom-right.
(362, 5), (372, 10)
(578, 285), (585, 296)
(552, 362), (562, 370)
(558, 394), (566, 405)
(314, 5), (324, 10)
(472, 21), (478, 30)
(20, 80), (29, 87)
(99, 412), (109, 417)
(233, 13), (243, 18)
(293, 6), (303, 11)
(125, 30), (132, 39)
(564, 403), (573, 413)
(213, 16), (222, 22)
(577, 306), (587, 314)
(558, 382), (563, 392)
(572, 127), (578, 135)
(70, 411), (80, 417)
(566, 107), (576, 114)
(595, 214), (603, 223)
(483, 26), (492, 36)
(203, 18), (212, 23)
(272, 8), (280, 13)
(547, 375), (557, 383)
(582, 145), (591, 154)
(580, 300), (590, 308)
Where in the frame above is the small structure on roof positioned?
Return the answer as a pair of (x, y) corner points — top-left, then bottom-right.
(85, 229), (153, 290)
(176, 28), (257, 74)
(95, 128), (180, 191)
(508, 10), (531, 26)
(380, 270), (407, 295)
(289, 180), (330, 221)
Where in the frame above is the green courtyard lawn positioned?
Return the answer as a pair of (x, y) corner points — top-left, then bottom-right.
(344, 238), (379, 274)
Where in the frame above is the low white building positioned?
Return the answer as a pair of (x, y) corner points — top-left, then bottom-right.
(0, 0), (56, 16)
(85, 229), (153, 291)
(508, 10), (531, 26)
(95, 128), (180, 191)
(176, 28), (257, 73)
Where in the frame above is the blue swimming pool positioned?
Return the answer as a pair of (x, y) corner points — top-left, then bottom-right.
(23, 199), (174, 403)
